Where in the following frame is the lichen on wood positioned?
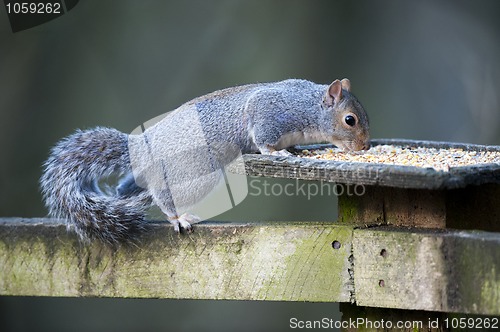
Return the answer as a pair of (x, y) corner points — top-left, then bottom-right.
(0, 218), (353, 302)
(353, 227), (500, 316)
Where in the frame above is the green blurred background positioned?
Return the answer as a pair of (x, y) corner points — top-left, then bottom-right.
(1, 1), (499, 331)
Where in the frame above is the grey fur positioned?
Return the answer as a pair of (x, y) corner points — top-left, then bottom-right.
(40, 79), (369, 244)
(40, 128), (152, 244)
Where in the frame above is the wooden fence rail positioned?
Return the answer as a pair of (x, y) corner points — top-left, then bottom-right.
(1, 218), (499, 316)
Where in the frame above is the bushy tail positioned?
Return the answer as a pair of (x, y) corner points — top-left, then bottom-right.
(40, 127), (151, 244)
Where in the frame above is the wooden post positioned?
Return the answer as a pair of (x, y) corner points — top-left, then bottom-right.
(338, 186), (447, 228)
(333, 141), (500, 331)
(242, 139), (500, 331)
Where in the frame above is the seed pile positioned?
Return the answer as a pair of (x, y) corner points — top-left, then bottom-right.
(299, 145), (500, 171)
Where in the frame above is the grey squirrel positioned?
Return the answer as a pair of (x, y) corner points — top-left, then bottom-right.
(40, 78), (370, 244)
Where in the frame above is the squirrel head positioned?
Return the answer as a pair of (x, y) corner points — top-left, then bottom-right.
(322, 79), (370, 151)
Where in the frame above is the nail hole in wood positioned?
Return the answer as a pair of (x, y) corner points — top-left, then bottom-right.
(380, 248), (387, 258)
(332, 241), (341, 249)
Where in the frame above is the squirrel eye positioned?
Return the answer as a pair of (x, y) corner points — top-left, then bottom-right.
(345, 115), (356, 127)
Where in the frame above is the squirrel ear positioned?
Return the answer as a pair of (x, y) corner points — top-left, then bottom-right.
(326, 79), (343, 106)
(340, 78), (351, 92)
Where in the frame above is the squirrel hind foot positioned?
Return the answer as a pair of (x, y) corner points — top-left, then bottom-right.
(170, 213), (200, 233)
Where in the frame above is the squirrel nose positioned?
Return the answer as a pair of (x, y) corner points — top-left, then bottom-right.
(362, 142), (371, 150)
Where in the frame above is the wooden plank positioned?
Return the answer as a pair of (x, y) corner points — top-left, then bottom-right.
(337, 184), (500, 231)
(337, 185), (385, 226)
(241, 139), (500, 190)
(338, 186), (447, 228)
(3, 218), (500, 316)
(0, 218), (353, 302)
(352, 227), (500, 315)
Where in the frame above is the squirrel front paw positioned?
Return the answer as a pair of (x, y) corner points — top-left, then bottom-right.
(270, 149), (293, 157)
(169, 213), (199, 233)
(259, 145), (293, 157)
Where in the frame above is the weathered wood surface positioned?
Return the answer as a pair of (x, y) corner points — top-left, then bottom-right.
(0, 218), (353, 302)
(2, 218), (500, 316)
(353, 227), (500, 316)
(242, 139), (500, 190)
(337, 184), (500, 232)
(338, 186), (448, 229)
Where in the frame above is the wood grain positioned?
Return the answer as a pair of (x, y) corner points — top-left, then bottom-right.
(2, 219), (500, 315)
(0, 218), (353, 302)
(353, 227), (500, 316)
